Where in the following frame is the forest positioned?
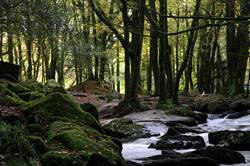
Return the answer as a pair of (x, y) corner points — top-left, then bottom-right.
(0, 0), (249, 166)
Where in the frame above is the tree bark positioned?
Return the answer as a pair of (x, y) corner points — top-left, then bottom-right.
(158, 0), (168, 104)
(149, 0), (160, 96)
(173, 0), (201, 102)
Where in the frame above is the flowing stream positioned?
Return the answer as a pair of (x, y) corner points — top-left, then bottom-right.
(122, 111), (250, 165)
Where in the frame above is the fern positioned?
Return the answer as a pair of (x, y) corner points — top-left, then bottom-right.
(0, 121), (38, 159)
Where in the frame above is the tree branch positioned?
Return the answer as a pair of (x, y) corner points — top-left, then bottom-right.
(88, 0), (125, 46)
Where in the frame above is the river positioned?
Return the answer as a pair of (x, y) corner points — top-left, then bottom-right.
(122, 110), (250, 165)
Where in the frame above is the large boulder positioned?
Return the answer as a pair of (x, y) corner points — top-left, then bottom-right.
(230, 98), (250, 112)
(190, 146), (245, 164)
(0, 82), (26, 106)
(44, 121), (125, 166)
(209, 130), (250, 150)
(166, 107), (207, 124)
(192, 95), (230, 114)
(137, 152), (219, 166)
(103, 118), (150, 142)
(22, 92), (103, 132)
(167, 124), (206, 135)
(150, 133), (205, 150)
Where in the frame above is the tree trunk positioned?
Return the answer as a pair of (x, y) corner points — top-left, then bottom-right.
(236, 0), (249, 93)
(0, 31), (3, 61)
(149, 0), (160, 96)
(116, 45), (120, 92)
(173, 0), (201, 102)
(92, 13), (99, 80)
(26, 33), (33, 79)
(147, 48), (152, 94)
(226, 0), (237, 94)
(158, 0), (168, 104)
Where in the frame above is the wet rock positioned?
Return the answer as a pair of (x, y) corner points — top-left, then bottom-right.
(99, 103), (117, 119)
(166, 107), (207, 123)
(150, 133), (205, 150)
(209, 130), (250, 150)
(138, 153), (219, 166)
(167, 124), (205, 135)
(192, 95), (230, 114)
(226, 110), (250, 119)
(190, 146), (245, 164)
(103, 118), (150, 142)
(165, 117), (198, 127)
(230, 98), (250, 112)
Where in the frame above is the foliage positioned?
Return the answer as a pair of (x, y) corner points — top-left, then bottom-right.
(0, 121), (38, 160)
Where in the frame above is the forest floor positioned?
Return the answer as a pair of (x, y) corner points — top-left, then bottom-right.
(69, 80), (250, 119)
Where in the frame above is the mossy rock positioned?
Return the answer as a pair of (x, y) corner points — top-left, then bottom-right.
(47, 121), (125, 166)
(80, 103), (99, 121)
(0, 79), (31, 94)
(0, 95), (26, 106)
(0, 83), (26, 106)
(22, 92), (102, 132)
(41, 151), (83, 166)
(166, 106), (207, 124)
(103, 118), (149, 142)
(43, 79), (68, 95)
(20, 81), (43, 92)
(18, 91), (45, 101)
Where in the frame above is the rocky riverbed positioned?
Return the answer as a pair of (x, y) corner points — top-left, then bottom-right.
(115, 110), (250, 166)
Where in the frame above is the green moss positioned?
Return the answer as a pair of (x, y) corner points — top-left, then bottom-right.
(18, 91), (45, 101)
(22, 92), (102, 132)
(7, 81), (31, 94)
(20, 81), (43, 92)
(41, 151), (83, 166)
(80, 103), (99, 121)
(0, 82), (26, 106)
(48, 121), (124, 165)
(0, 95), (26, 106)
(103, 118), (145, 139)
(43, 79), (68, 95)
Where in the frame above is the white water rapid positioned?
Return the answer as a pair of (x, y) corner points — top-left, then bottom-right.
(122, 111), (250, 166)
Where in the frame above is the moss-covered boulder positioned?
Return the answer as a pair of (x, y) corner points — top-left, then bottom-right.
(165, 106), (207, 124)
(22, 92), (102, 132)
(103, 118), (150, 142)
(80, 103), (99, 121)
(45, 121), (125, 166)
(0, 83), (26, 106)
(18, 91), (45, 101)
(41, 151), (83, 166)
(0, 95), (26, 106)
(43, 79), (68, 95)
